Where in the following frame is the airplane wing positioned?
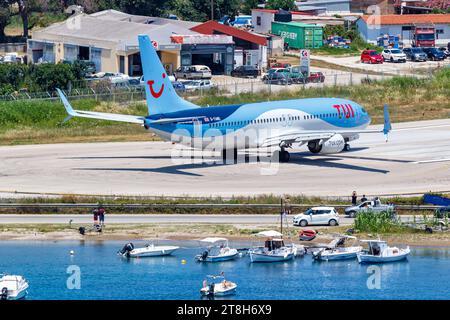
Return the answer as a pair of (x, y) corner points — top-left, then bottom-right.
(262, 104), (392, 148)
(57, 89), (145, 124)
(58, 89), (203, 126)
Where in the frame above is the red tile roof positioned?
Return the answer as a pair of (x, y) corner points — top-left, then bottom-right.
(191, 20), (267, 46)
(361, 14), (450, 25)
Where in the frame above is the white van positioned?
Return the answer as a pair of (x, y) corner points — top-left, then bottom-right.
(174, 65), (212, 79)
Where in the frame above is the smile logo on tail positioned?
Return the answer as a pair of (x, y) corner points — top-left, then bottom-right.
(147, 73), (165, 98)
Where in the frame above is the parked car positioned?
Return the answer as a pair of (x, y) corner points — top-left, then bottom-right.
(422, 47), (445, 61)
(182, 79), (216, 91)
(262, 68), (289, 81)
(434, 206), (450, 219)
(263, 72), (292, 85)
(230, 65), (259, 78)
(360, 50), (383, 64)
(293, 207), (340, 227)
(306, 71), (325, 83)
(345, 200), (395, 218)
(174, 65), (212, 79)
(271, 62), (291, 68)
(287, 65), (306, 83)
(382, 48), (406, 63)
(137, 74), (176, 86)
(402, 47), (428, 62)
(437, 47), (450, 58)
(172, 81), (186, 93)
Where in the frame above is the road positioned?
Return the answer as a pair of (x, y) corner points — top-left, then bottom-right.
(0, 214), (421, 226)
(0, 119), (449, 198)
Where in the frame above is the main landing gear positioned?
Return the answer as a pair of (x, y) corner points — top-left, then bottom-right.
(221, 148), (238, 164)
(344, 143), (351, 151)
(273, 148), (290, 163)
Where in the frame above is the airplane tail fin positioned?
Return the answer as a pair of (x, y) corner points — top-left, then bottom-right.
(383, 104), (391, 141)
(138, 35), (198, 116)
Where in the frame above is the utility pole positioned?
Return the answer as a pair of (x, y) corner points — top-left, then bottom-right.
(211, 0), (214, 20)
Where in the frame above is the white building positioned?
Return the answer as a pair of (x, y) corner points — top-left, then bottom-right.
(356, 14), (450, 46)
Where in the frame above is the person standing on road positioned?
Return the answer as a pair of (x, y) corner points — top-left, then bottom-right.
(351, 191), (357, 205)
(361, 194), (368, 202)
(98, 206), (105, 227)
(93, 209), (99, 227)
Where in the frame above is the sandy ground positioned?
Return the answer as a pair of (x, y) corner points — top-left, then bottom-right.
(1, 224), (449, 247)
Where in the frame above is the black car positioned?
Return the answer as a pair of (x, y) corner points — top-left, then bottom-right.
(437, 47), (450, 58)
(435, 206), (450, 219)
(422, 47), (445, 61)
(263, 72), (292, 85)
(230, 65), (259, 78)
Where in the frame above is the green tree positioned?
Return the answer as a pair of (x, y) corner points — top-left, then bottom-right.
(241, 0), (259, 15)
(265, 0), (296, 11)
(28, 63), (75, 91)
(0, 2), (10, 41)
(169, 0), (241, 22)
(0, 63), (28, 90)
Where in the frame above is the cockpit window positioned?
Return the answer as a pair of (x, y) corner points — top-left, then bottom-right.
(361, 107), (367, 114)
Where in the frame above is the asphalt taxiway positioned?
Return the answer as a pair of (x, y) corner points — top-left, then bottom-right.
(0, 119), (449, 198)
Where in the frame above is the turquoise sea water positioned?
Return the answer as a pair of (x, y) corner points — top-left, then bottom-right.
(1, 240), (449, 300)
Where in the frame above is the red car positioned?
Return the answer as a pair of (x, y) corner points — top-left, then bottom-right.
(307, 72), (325, 83)
(360, 50), (383, 64)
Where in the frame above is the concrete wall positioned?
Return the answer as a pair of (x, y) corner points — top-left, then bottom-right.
(252, 11), (274, 34)
(350, 0), (395, 15)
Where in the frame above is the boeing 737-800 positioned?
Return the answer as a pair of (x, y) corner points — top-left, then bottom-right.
(57, 35), (391, 163)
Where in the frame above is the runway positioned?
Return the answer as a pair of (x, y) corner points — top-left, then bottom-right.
(0, 119), (449, 198)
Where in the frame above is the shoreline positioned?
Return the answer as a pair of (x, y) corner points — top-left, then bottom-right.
(1, 224), (450, 247)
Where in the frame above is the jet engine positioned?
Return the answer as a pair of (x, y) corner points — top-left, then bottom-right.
(307, 134), (346, 154)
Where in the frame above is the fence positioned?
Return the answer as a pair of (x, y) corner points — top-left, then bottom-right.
(0, 69), (431, 103)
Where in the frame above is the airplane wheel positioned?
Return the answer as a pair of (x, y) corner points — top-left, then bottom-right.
(222, 149), (238, 164)
(277, 150), (290, 163)
(344, 144), (351, 151)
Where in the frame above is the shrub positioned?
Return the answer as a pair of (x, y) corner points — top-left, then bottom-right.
(28, 63), (76, 92)
(354, 211), (404, 233)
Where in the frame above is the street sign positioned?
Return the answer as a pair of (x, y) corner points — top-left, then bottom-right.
(300, 49), (310, 78)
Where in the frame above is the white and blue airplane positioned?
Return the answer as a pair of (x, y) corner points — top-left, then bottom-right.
(57, 35), (391, 163)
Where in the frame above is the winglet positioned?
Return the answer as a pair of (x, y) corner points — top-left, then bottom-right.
(383, 104), (391, 142)
(56, 88), (77, 118)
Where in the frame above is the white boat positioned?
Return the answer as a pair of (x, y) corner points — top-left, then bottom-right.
(118, 242), (179, 258)
(249, 230), (296, 263)
(200, 275), (237, 297)
(313, 235), (363, 261)
(195, 237), (238, 262)
(0, 275), (29, 300)
(357, 240), (410, 263)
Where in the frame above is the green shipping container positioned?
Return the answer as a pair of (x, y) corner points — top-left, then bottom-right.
(271, 21), (323, 49)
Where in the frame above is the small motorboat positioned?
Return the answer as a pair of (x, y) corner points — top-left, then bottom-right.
(357, 240), (410, 263)
(299, 229), (317, 241)
(200, 275), (237, 297)
(0, 274), (29, 300)
(313, 235), (363, 261)
(249, 230), (296, 263)
(118, 242), (179, 258)
(195, 237), (238, 262)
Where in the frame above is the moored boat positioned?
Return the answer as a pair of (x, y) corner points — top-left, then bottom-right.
(0, 275), (29, 300)
(249, 230), (296, 263)
(313, 235), (362, 261)
(357, 240), (410, 263)
(195, 238), (238, 262)
(118, 242), (179, 258)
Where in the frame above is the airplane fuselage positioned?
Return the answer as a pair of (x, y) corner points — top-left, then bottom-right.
(146, 97), (371, 150)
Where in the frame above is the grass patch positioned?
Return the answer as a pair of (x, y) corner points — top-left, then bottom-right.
(0, 69), (448, 145)
(354, 211), (411, 234)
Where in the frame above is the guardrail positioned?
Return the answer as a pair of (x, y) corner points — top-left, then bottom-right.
(0, 203), (439, 211)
